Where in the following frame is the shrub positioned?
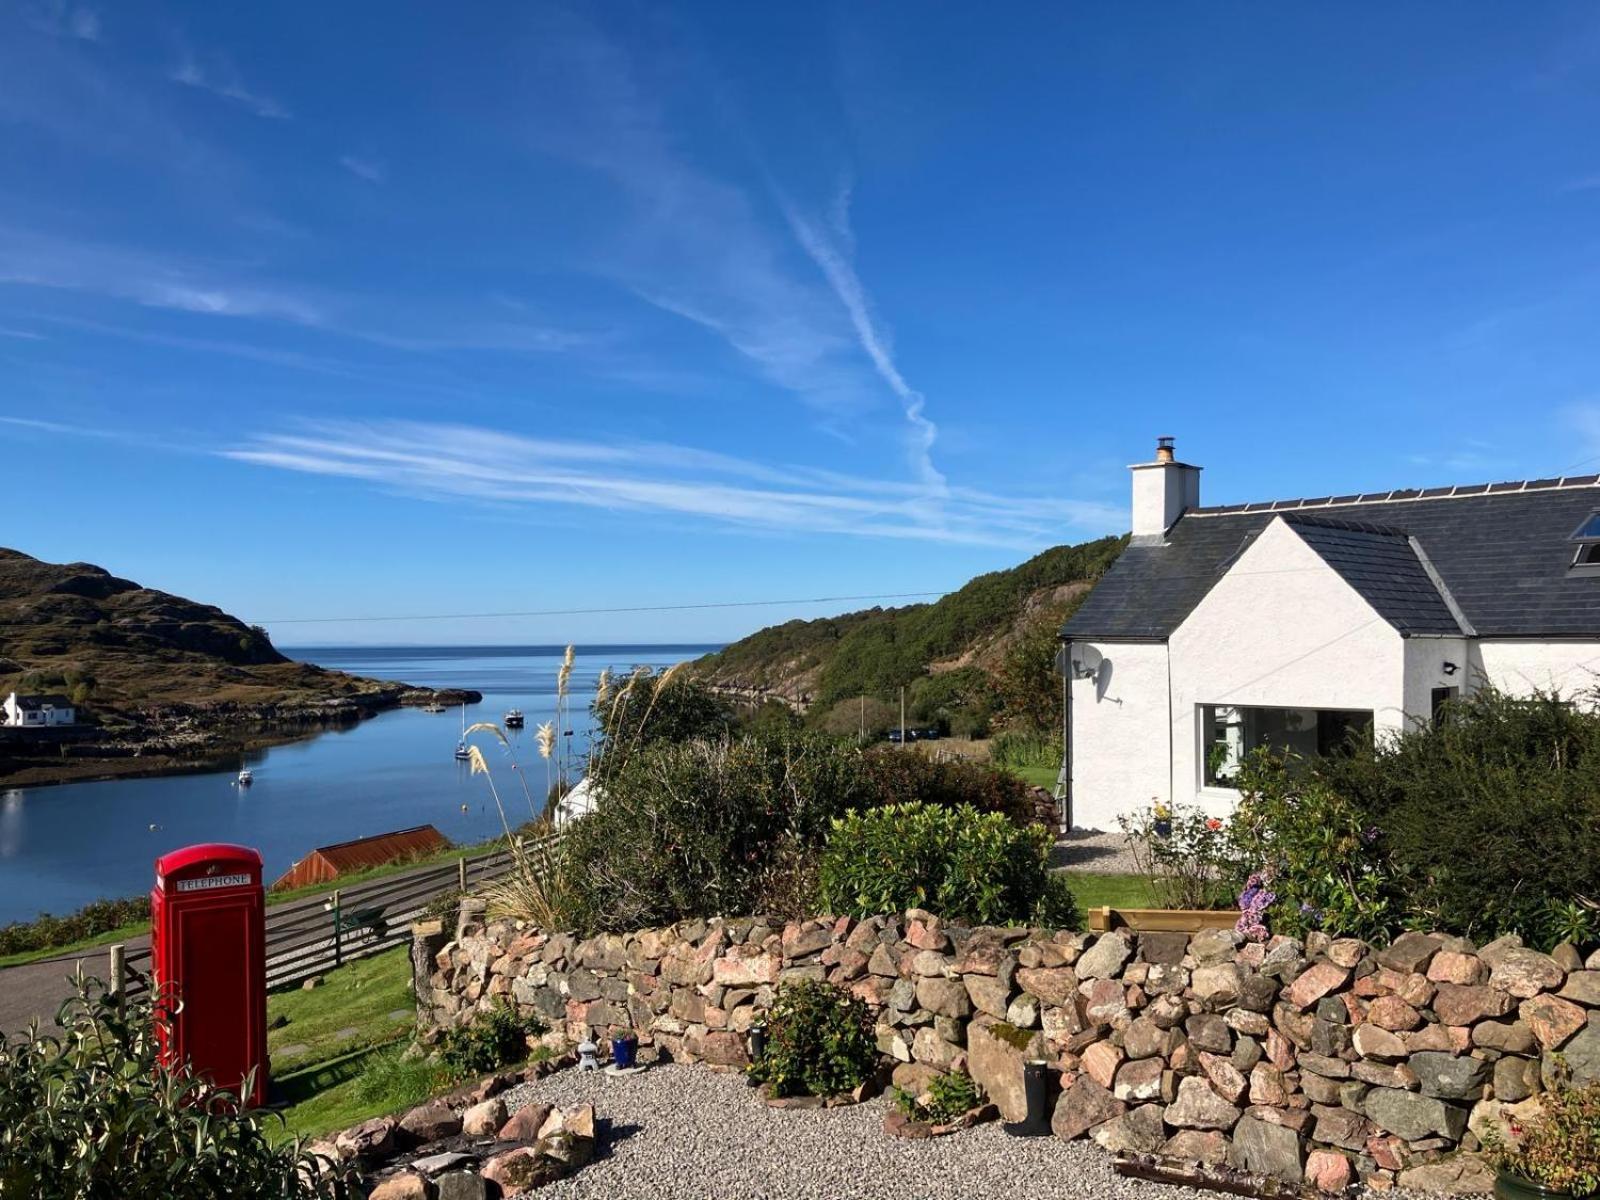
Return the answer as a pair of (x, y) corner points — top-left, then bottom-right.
(0, 896), (151, 958)
(1318, 689), (1600, 946)
(748, 980), (876, 1099)
(818, 802), (1081, 928)
(987, 730), (1061, 773)
(0, 971), (348, 1198)
(859, 748), (1034, 825)
(1481, 1059), (1600, 1195)
(556, 730), (872, 933)
(894, 1069), (982, 1124)
(438, 1002), (546, 1081)
(1118, 802), (1240, 911)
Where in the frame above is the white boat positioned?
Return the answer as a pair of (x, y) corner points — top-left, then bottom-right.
(236, 768), (254, 786)
(453, 741), (471, 761)
(421, 697), (446, 713)
(504, 708), (525, 728)
(454, 703), (471, 759)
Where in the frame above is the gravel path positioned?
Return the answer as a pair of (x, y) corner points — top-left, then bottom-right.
(1051, 829), (1140, 875)
(499, 1064), (1216, 1200)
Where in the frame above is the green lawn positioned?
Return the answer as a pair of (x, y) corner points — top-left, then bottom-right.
(272, 1044), (448, 1144)
(1012, 764), (1059, 790)
(1064, 872), (1158, 911)
(268, 946), (416, 1074)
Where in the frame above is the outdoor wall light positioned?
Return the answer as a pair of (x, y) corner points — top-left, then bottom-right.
(1442, 661), (1459, 676)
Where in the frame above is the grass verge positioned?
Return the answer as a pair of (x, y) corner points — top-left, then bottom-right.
(1064, 872), (1159, 911)
(268, 945), (416, 1074)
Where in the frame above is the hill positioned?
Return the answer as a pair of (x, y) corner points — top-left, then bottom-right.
(694, 534), (1127, 735)
(0, 548), (475, 785)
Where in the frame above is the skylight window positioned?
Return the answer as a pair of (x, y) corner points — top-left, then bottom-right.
(1572, 512), (1600, 542)
(1570, 511), (1600, 568)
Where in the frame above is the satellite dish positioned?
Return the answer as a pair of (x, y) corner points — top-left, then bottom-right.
(1069, 645), (1104, 681)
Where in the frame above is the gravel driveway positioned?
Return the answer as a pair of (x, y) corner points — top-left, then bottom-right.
(499, 1063), (1214, 1200)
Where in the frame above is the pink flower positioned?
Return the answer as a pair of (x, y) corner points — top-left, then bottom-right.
(1205, 817), (1222, 831)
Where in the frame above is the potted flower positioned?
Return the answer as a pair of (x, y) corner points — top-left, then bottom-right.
(1482, 1062), (1600, 1200)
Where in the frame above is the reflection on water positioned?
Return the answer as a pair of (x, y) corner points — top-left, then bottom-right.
(0, 645), (715, 924)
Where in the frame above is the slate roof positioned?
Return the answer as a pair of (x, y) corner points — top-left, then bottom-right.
(10, 693), (73, 709)
(1062, 480), (1600, 640)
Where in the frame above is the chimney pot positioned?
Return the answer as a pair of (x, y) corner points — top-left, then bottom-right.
(1156, 436), (1175, 464)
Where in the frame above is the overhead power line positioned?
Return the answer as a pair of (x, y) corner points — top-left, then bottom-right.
(255, 590), (952, 625)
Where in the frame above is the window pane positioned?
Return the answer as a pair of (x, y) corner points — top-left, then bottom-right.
(1571, 512), (1600, 542)
(1201, 704), (1373, 786)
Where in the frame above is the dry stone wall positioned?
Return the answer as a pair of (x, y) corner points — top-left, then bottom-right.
(418, 910), (1600, 1194)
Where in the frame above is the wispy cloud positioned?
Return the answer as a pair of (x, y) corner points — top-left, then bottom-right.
(0, 327), (45, 341)
(170, 47), (289, 119)
(339, 155), (385, 184)
(1559, 174), (1600, 195)
(779, 179), (944, 490)
(26, 1), (100, 41)
(224, 419), (1121, 548)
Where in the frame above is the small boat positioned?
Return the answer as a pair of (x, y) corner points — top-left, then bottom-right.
(236, 768), (254, 786)
(421, 699), (446, 714)
(504, 708), (525, 728)
(453, 741), (471, 761)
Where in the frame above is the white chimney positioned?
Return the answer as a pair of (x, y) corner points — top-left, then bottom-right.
(1130, 436), (1201, 542)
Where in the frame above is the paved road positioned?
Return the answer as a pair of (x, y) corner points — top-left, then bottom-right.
(0, 847), (515, 1036)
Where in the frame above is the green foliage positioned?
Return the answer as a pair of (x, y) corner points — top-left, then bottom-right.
(421, 887), (463, 932)
(894, 1070), (982, 1124)
(818, 802), (1080, 928)
(860, 748), (1034, 824)
(0, 896), (151, 958)
(438, 1002), (545, 1081)
(991, 601), (1072, 736)
(1481, 1059), (1600, 1194)
(0, 971), (349, 1198)
(1316, 689), (1600, 946)
(591, 668), (733, 761)
(557, 729), (874, 933)
(748, 979), (877, 1099)
(988, 730), (1063, 773)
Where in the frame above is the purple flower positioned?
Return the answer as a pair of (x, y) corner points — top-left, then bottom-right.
(1361, 825), (1381, 845)
(1235, 869), (1278, 942)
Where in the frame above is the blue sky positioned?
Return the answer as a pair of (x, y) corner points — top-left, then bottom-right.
(3, 3), (1600, 646)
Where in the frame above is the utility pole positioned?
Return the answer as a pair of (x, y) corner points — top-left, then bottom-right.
(859, 694), (865, 743)
(899, 687), (906, 748)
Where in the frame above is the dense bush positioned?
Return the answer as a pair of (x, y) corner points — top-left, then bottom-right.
(748, 979), (876, 1099)
(987, 730), (1062, 774)
(860, 748), (1034, 825)
(0, 972), (348, 1198)
(1118, 803), (1239, 911)
(1481, 1060), (1600, 1195)
(818, 802), (1081, 928)
(0, 896), (151, 959)
(557, 730), (873, 933)
(438, 1002), (546, 1081)
(1318, 690), (1600, 946)
(894, 1069), (982, 1124)
(590, 668), (732, 757)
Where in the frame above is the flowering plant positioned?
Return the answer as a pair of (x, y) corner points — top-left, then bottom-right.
(1481, 1059), (1600, 1194)
(1119, 802), (1242, 910)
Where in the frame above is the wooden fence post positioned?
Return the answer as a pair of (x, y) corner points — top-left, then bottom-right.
(108, 943), (125, 1007)
(458, 855), (467, 894)
(329, 890), (342, 969)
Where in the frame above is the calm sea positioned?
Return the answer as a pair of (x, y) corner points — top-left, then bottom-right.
(0, 645), (716, 925)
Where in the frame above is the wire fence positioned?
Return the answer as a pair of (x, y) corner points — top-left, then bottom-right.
(114, 832), (560, 999)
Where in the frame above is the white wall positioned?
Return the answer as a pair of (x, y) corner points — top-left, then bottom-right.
(1167, 518), (1405, 814)
(1472, 641), (1600, 706)
(1067, 640), (1172, 830)
(1401, 638), (1470, 729)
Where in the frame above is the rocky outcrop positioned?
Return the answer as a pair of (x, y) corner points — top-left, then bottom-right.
(423, 914), (1595, 1194)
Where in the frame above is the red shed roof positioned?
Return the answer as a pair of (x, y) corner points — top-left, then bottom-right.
(270, 825), (451, 891)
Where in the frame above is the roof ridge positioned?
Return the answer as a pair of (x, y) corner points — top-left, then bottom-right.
(1190, 473), (1600, 517)
(1281, 512), (1411, 537)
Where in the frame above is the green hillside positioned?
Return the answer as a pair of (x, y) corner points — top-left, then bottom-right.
(695, 534), (1127, 735)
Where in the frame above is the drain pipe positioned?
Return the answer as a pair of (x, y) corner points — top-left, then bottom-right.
(1057, 640), (1072, 833)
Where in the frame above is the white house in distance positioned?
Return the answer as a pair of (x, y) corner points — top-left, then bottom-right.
(3, 692), (76, 728)
(1060, 437), (1600, 831)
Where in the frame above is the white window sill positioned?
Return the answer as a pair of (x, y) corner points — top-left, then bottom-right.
(1197, 785), (1242, 802)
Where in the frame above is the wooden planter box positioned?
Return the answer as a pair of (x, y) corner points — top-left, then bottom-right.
(1088, 906), (1240, 933)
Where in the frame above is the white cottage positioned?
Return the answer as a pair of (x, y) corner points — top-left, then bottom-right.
(3, 692), (76, 727)
(1061, 438), (1600, 830)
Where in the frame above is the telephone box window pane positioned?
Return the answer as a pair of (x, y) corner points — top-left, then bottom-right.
(1201, 704), (1373, 786)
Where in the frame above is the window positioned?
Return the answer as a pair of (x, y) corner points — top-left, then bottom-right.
(1431, 686), (1458, 726)
(1569, 512), (1600, 568)
(1201, 705), (1373, 787)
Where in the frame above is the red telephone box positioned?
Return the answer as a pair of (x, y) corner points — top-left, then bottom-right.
(151, 843), (268, 1107)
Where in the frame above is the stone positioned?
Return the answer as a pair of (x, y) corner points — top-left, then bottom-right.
(1298, 1052), (1350, 1079)
(1006, 993), (1039, 1028)
(411, 1152), (476, 1177)
(1301, 1073), (1343, 1105)
(1280, 966), (1344, 1011)
(1362, 1087), (1468, 1141)
(1076, 932), (1134, 980)
(460, 1097), (506, 1138)
(1428, 951), (1487, 986)
(1353, 1023), (1407, 1062)
(712, 948), (780, 987)
(1192, 963), (1242, 1009)
(497, 1102), (553, 1142)
(1083, 978), (1129, 1026)
(892, 1061), (944, 1096)
(1186, 1013), (1232, 1054)
(334, 1116), (396, 1163)
(1493, 1055), (1535, 1103)
(1311, 1105), (1370, 1151)
(1327, 938), (1366, 969)
(1351, 1060), (1418, 1090)
(1123, 1016), (1173, 1060)
(916, 976), (972, 1019)
(911, 1026), (964, 1071)
(1092, 1104), (1167, 1154)
(1190, 928), (1242, 965)
(1250, 1063), (1289, 1107)
(1165, 1076), (1241, 1131)
(1052, 1075), (1125, 1140)
(398, 1100), (462, 1144)
(1017, 966), (1077, 1007)
(1560, 1015), (1600, 1085)
(1305, 1149), (1353, 1193)
(1198, 1052), (1248, 1104)
(1553, 942), (1584, 972)
(964, 974), (1011, 1019)
(1410, 1051), (1489, 1100)
(1080, 1040), (1124, 1090)
(966, 1022), (1041, 1123)
(1433, 984), (1515, 1027)
(434, 1170), (487, 1200)
(1397, 1154), (1496, 1195)
(1229, 1114), (1303, 1184)
(1227, 1008), (1271, 1037)
(1478, 934), (1525, 967)
(1163, 1130), (1231, 1164)
(1520, 993), (1588, 1050)
(1489, 948), (1565, 999)
(1471, 1019), (1536, 1055)
(368, 1174), (429, 1200)
(1366, 994), (1423, 1032)
(1558, 970), (1600, 1007)
(1112, 1057), (1165, 1102)
(1231, 1036), (1265, 1073)
(1376, 931), (1438, 975)
(1139, 931), (1190, 966)
(482, 1146), (560, 1194)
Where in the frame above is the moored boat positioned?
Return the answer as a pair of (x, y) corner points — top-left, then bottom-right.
(504, 708), (525, 728)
